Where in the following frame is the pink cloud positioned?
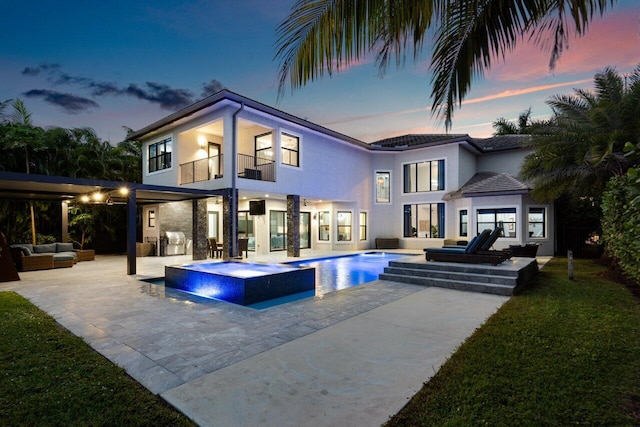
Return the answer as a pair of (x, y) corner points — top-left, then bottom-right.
(488, 9), (640, 82)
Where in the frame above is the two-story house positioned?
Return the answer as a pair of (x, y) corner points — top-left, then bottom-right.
(127, 90), (553, 258)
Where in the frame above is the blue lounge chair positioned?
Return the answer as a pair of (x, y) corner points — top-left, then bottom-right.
(424, 229), (506, 265)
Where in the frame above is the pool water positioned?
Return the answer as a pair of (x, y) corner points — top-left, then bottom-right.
(285, 252), (414, 295)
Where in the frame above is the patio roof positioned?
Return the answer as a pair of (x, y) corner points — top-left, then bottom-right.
(0, 171), (225, 203)
(0, 171), (227, 275)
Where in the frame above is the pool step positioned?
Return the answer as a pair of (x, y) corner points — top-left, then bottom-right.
(379, 258), (538, 296)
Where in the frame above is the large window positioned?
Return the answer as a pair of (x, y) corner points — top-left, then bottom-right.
(528, 207), (546, 238)
(359, 212), (367, 241)
(376, 171), (391, 203)
(281, 132), (299, 167)
(403, 203), (445, 238)
(270, 210), (286, 251)
(477, 208), (516, 236)
(337, 211), (352, 241)
(459, 209), (468, 237)
(403, 159), (444, 193)
(148, 137), (172, 173)
(318, 211), (330, 241)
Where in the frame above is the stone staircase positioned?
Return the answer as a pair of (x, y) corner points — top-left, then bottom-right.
(379, 257), (539, 296)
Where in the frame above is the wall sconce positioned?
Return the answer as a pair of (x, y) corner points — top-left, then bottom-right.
(106, 196), (114, 206)
(197, 135), (207, 149)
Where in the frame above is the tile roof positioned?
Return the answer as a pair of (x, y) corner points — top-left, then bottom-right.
(370, 134), (469, 148)
(370, 133), (534, 153)
(472, 134), (533, 152)
(444, 172), (530, 200)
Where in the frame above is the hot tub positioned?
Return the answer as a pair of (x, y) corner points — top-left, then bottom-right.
(164, 261), (315, 306)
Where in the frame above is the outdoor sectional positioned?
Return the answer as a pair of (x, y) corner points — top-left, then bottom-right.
(10, 242), (78, 271)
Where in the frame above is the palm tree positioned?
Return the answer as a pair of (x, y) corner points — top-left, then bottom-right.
(520, 65), (640, 201)
(275, 0), (617, 129)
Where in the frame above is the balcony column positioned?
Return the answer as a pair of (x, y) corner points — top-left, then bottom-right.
(287, 195), (300, 257)
(192, 198), (208, 260)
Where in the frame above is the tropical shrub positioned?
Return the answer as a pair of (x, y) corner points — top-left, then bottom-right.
(601, 173), (640, 284)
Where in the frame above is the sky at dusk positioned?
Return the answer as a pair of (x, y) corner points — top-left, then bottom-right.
(2, 0), (639, 144)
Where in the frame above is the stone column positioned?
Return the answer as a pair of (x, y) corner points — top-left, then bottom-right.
(287, 195), (300, 257)
(222, 188), (237, 260)
(192, 199), (208, 260)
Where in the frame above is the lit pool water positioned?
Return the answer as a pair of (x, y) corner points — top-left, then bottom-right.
(285, 252), (414, 295)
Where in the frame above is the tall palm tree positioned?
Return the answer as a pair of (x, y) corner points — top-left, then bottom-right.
(520, 65), (640, 201)
(275, 0), (617, 129)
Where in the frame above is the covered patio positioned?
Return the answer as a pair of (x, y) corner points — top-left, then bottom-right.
(0, 171), (227, 275)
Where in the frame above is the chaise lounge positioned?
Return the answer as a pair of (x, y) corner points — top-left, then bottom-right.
(424, 229), (507, 265)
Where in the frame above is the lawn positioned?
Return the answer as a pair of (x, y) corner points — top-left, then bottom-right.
(0, 291), (195, 426)
(386, 257), (640, 426)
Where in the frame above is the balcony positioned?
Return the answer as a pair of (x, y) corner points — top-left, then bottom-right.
(180, 155), (223, 184)
(237, 153), (275, 182)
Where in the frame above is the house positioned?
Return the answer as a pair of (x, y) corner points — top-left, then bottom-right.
(127, 90), (553, 258)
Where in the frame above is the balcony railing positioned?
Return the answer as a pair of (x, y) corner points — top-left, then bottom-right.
(237, 153), (275, 182)
(180, 154), (223, 184)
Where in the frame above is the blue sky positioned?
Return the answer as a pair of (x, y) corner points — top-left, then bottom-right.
(1, 0), (639, 144)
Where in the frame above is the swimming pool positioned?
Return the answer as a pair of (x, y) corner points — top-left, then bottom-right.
(159, 252), (415, 309)
(285, 252), (414, 295)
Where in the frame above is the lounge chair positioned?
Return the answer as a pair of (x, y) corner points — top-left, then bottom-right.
(424, 229), (505, 265)
(477, 224), (512, 260)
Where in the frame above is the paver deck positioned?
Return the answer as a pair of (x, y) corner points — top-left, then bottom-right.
(1, 252), (513, 426)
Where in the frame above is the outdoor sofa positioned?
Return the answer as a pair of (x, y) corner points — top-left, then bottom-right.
(10, 242), (78, 271)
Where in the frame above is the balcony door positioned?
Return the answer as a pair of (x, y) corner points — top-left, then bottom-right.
(208, 142), (221, 178)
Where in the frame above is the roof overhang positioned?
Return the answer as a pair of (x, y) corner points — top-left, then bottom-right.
(0, 172), (225, 204)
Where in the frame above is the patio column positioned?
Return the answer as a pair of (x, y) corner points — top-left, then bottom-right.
(192, 198), (208, 260)
(222, 188), (237, 260)
(61, 201), (69, 243)
(287, 194), (300, 257)
(126, 188), (137, 275)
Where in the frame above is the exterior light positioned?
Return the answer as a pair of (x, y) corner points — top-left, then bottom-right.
(119, 187), (129, 196)
(197, 135), (207, 149)
(92, 192), (104, 202)
(81, 195), (90, 203)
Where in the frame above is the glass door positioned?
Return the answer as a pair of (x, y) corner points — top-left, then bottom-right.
(300, 212), (311, 249)
(208, 142), (221, 178)
(238, 211), (255, 251)
(270, 210), (286, 251)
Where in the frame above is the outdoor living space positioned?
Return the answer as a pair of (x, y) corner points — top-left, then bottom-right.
(1, 250), (524, 426)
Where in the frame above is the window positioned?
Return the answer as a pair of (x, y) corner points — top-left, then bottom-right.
(403, 159), (444, 193)
(255, 132), (274, 162)
(148, 138), (172, 173)
(337, 211), (352, 241)
(318, 211), (330, 241)
(459, 209), (468, 237)
(281, 132), (299, 167)
(148, 210), (155, 228)
(359, 212), (367, 241)
(528, 207), (546, 238)
(270, 210), (287, 251)
(403, 203), (445, 238)
(477, 208), (516, 236)
(376, 171), (390, 203)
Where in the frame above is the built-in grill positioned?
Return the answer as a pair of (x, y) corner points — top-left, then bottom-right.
(163, 231), (186, 256)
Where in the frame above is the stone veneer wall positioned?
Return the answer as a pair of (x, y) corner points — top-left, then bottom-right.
(159, 201), (193, 243)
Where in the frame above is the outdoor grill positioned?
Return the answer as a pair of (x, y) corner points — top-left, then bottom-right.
(164, 231), (186, 256)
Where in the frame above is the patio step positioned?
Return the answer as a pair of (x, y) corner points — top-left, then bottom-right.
(378, 258), (538, 296)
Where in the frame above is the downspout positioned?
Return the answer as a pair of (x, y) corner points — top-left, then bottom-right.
(231, 102), (244, 257)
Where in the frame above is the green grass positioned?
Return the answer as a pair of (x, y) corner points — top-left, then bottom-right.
(0, 291), (195, 426)
(386, 257), (640, 426)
